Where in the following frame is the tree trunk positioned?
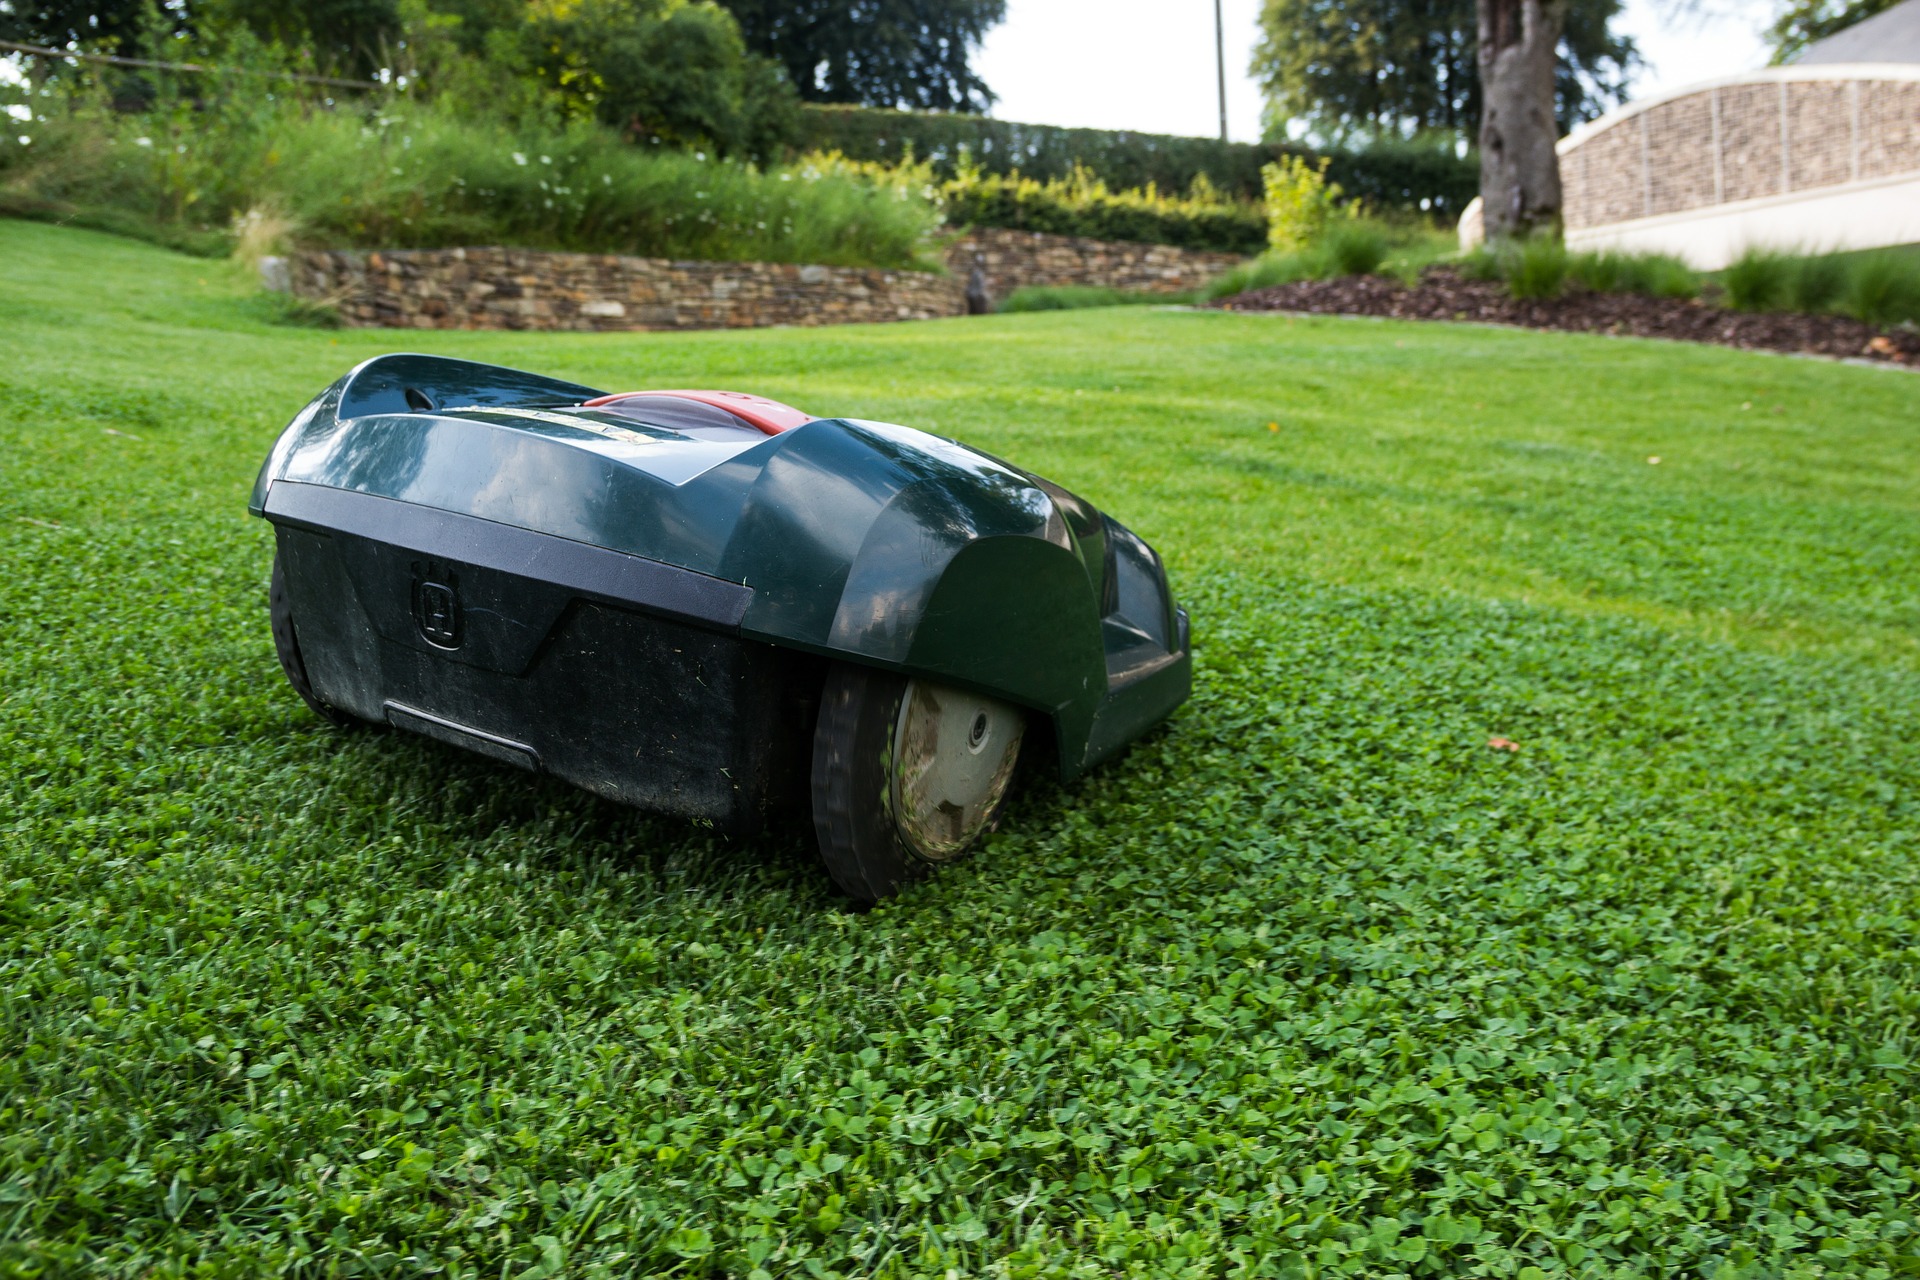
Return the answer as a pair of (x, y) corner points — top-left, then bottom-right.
(1477, 0), (1566, 242)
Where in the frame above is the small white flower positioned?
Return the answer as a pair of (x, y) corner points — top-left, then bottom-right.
(539, 154), (550, 164)
(135, 136), (153, 147)
(512, 151), (527, 166)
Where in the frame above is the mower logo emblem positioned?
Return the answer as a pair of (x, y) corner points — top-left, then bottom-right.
(411, 567), (463, 649)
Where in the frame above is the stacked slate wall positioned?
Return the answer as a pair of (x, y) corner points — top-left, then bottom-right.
(286, 228), (1242, 332)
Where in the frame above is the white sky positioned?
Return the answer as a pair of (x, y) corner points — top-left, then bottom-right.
(975, 0), (1777, 143)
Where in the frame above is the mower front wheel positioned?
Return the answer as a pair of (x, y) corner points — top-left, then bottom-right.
(810, 663), (1024, 904)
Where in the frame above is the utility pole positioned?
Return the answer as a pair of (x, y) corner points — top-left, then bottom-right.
(1214, 0), (1229, 141)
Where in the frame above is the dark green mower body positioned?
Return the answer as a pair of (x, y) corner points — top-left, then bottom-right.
(251, 354), (1189, 899)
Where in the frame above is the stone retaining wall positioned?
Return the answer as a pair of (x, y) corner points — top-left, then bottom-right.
(1562, 69), (1920, 231)
(286, 229), (1243, 331)
(947, 228), (1244, 300)
(290, 248), (969, 332)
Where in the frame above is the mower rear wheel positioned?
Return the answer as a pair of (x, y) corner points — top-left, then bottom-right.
(810, 663), (1024, 903)
(269, 552), (358, 728)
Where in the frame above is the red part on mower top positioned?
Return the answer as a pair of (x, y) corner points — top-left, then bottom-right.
(583, 390), (815, 436)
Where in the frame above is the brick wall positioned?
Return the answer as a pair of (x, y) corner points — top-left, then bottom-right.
(1563, 72), (1920, 231)
(289, 229), (1243, 332)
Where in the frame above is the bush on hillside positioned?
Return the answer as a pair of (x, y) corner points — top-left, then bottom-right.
(0, 90), (941, 268)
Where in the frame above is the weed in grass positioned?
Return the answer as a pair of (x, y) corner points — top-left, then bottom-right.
(4, 219), (1920, 1278)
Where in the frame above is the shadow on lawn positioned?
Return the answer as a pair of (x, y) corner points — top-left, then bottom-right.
(267, 696), (1180, 915)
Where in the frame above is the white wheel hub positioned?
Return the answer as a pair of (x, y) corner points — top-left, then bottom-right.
(890, 680), (1024, 862)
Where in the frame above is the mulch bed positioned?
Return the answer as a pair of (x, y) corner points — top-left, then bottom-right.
(1212, 267), (1920, 368)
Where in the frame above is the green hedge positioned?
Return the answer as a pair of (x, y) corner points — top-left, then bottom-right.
(796, 105), (1479, 216)
(941, 171), (1267, 255)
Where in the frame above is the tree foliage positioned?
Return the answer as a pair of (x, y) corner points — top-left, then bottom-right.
(525, 0), (796, 159)
(718, 0), (1006, 113)
(1767, 0), (1902, 61)
(0, 0), (169, 51)
(1253, 0), (1636, 144)
(201, 0), (401, 79)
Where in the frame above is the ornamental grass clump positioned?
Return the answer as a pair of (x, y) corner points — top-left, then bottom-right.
(1315, 219), (1390, 277)
(1842, 250), (1920, 326)
(1500, 236), (1569, 300)
(1722, 248), (1795, 312)
(1567, 249), (1698, 299)
(1786, 252), (1849, 313)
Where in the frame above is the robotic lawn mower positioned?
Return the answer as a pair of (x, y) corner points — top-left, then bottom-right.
(252, 354), (1189, 901)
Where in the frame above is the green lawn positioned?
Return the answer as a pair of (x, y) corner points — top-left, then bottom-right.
(3, 218), (1917, 1279)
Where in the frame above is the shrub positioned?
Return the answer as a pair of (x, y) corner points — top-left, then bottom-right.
(1502, 237), (1569, 300)
(1261, 155), (1342, 252)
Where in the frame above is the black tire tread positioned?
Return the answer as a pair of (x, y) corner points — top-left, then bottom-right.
(810, 663), (919, 904)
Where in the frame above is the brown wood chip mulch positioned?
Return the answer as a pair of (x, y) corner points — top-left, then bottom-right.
(1211, 267), (1920, 368)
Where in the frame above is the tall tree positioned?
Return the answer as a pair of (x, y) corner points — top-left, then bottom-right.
(717, 0), (1006, 112)
(1477, 0), (1565, 240)
(1253, 0), (1633, 144)
(1767, 0), (1902, 61)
